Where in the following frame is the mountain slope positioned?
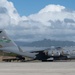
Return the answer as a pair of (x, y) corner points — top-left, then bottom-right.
(15, 39), (75, 47)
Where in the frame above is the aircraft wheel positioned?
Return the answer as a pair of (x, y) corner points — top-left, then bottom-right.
(42, 60), (47, 62)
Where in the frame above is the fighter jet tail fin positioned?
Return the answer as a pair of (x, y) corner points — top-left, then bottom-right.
(0, 29), (17, 47)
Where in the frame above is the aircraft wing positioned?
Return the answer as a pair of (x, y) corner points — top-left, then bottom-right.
(20, 47), (51, 53)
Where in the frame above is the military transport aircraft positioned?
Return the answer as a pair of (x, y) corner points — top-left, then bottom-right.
(0, 29), (75, 61)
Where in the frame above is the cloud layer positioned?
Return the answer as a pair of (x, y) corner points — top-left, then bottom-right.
(0, 0), (75, 42)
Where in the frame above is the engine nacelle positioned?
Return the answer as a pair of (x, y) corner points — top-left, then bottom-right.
(60, 50), (70, 55)
(48, 50), (60, 56)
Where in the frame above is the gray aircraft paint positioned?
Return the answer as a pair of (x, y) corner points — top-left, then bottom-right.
(0, 29), (75, 60)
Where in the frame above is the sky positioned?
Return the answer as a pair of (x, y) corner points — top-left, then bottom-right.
(9, 0), (75, 16)
(0, 0), (75, 42)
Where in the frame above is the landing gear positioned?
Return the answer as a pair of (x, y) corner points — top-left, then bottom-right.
(16, 55), (25, 62)
(59, 56), (67, 60)
(41, 60), (47, 62)
(3, 56), (25, 62)
(35, 51), (49, 62)
(42, 59), (54, 62)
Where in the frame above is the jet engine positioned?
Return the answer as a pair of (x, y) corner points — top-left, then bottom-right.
(47, 50), (60, 56)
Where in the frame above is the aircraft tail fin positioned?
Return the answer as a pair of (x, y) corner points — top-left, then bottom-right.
(0, 29), (17, 47)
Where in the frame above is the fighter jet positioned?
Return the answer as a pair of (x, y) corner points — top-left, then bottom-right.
(0, 29), (75, 61)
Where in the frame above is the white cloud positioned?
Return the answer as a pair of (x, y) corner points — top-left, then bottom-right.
(0, 0), (75, 42)
(29, 5), (75, 26)
(38, 4), (65, 14)
(0, 0), (20, 25)
(0, 14), (10, 28)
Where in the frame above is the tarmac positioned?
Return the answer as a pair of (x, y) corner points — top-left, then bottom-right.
(0, 62), (75, 75)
